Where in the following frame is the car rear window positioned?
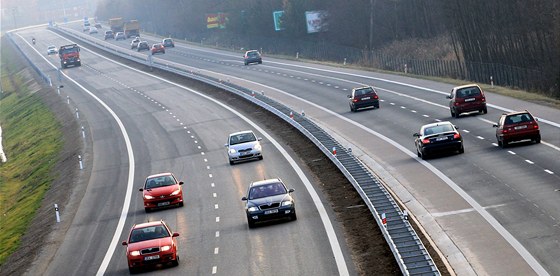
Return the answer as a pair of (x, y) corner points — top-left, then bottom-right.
(423, 124), (454, 135)
(456, 86), (481, 98)
(504, 113), (533, 125)
(354, 87), (375, 96)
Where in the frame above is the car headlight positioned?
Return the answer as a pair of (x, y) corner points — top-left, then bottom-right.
(130, 250), (140, 256)
(281, 201), (293, 206)
(161, 245), (171, 251)
(248, 206), (259, 212)
(144, 194), (154, 199)
(170, 189), (181, 196)
(254, 144), (262, 151)
(229, 148), (237, 154)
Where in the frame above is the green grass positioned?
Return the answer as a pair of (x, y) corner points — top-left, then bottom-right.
(0, 38), (63, 265)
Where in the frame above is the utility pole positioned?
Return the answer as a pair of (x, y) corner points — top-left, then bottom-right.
(369, 0), (376, 50)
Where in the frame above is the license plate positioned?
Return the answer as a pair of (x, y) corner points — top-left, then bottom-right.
(361, 97), (370, 100)
(436, 137), (448, 141)
(514, 125), (527, 130)
(158, 202), (170, 207)
(264, 209), (279, 215)
(144, 255), (160, 261)
(464, 98), (475, 102)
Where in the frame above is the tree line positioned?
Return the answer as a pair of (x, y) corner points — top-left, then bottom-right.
(96, 0), (559, 97)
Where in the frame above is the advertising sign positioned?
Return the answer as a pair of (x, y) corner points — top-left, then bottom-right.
(305, 11), (327, 33)
(206, 13), (229, 29)
(273, 11), (285, 31)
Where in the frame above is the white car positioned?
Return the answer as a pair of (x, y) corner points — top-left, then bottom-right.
(225, 130), (263, 165)
(89, 27), (98, 34)
(47, 45), (58, 55)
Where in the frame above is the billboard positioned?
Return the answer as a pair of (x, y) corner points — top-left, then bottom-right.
(273, 10), (285, 31)
(305, 11), (327, 33)
(207, 13), (229, 29)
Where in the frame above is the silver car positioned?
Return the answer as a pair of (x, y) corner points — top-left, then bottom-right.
(225, 130), (263, 165)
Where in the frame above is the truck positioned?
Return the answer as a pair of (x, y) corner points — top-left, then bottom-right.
(58, 44), (81, 68)
(109, 17), (124, 33)
(124, 20), (140, 38)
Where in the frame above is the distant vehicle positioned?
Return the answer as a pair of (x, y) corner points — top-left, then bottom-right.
(130, 37), (140, 49)
(124, 20), (140, 38)
(121, 220), (180, 273)
(139, 172), (184, 212)
(137, 41), (149, 51)
(225, 130), (263, 165)
(47, 45), (57, 55)
(151, 43), (165, 55)
(162, 38), (174, 48)
(109, 17), (124, 33)
(82, 25), (89, 32)
(104, 30), (114, 40)
(58, 44), (81, 68)
(447, 84), (487, 118)
(243, 50), (262, 65)
(88, 26), (98, 34)
(493, 110), (540, 148)
(94, 22), (102, 29)
(413, 121), (464, 159)
(241, 178), (296, 228)
(115, 32), (126, 41)
(348, 86), (379, 112)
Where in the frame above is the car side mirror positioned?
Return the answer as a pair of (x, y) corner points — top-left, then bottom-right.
(492, 124), (498, 128)
(224, 144), (229, 147)
(455, 125), (460, 129)
(121, 241), (128, 246)
(347, 95), (351, 98)
(257, 137), (262, 141)
(138, 188), (143, 191)
(172, 233), (180, 237)
(413, 133), (420, 137)
(535, 117), (539, 121)
(446, 95), (452, 99)
(241, 196), (247, 201)
(179, 181), (184, 185)
(288, 188), (295, 193)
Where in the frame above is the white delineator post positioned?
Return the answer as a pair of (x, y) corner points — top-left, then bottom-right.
(78, 155), (83, 170)
(54, 204), (60, 223)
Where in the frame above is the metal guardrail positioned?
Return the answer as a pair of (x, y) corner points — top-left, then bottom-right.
(49, 25), (441, 275)
(6, 32), (54, 86)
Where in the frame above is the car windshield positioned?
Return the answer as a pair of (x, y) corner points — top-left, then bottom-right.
(230, 133), (256, 145)
(456, 87), (481, 98)
(249, 182), (287, 199)
(505, 113), (533, 125)
(145, 175), (176, 189)
(423, 124), (454, 136)
(129, 225), (170, 243)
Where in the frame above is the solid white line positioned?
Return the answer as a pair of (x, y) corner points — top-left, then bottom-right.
(14, 32), (136, 276)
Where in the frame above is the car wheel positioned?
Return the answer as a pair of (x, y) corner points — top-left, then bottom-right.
(350, 105), (355, 112)
(178, 202), (184, 207)
(128, 267), (138, 274)
(459, 145), (465, 154)
(258, 156), (263, 160)
(244, 62), (248, 66)
(77, 62), (81, 67)
(374, 104), (380, 108)
(483, 107), (488, 114)
(416, 148), (421, 158)
(229, 160), (234, 165)
(248, 219), (256, 229)
(535, 136), (541, 143)
(450, 110), (455, 117)
(454, 110), (460, 118)
(258, 61), (262, 64)
(171, 255), (179, 267)
(291, 212), (297, 221)
(501, 139), (508, 148)
(144, 207), (151, 213)
(420, 150), (428, 160)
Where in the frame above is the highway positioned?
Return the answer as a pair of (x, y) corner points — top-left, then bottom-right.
(11, 27), (352, 275)
(10, 22), (560, 275)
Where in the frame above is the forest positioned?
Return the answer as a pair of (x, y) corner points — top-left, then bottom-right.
(95, 0), (560, 98)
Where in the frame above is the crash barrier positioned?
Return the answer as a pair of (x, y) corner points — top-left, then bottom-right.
(50, 25), (441, 275)
(6, 32), (54, 86)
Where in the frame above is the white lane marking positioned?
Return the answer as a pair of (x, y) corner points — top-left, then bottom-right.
(16, 33), (137, 276)
(542, 141), (560, 152)
(209, 173), (213, 178)
(411, 110), (417, 113)
(434, 119), (442, 122)
(211, 183), (215, 187)
(214, 248), (219, 254)
(477, 136), (484, 140)
(525, 160), (534, 164)
(400, 106), (406, 109)
(215, 231), (220, 237)
(213, 193), (217, 198)
(390, 102), (395, 105)
(207, 166), (211, 170)
(204, 158), (208, 162)
(432, 208), (474, 217)
(201, 152), (205, 155)
(463, 130), (470, 133)
(215, 204), (219, 209)
(212, 266), (217, 274)
(423, 114), (430, 118)
(216, 217), (220, 222)
(508, 151), (516, 155)
(492, 143), (499, 147)
(545, 170), (554, 175)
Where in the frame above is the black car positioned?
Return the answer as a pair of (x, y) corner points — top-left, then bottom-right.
(243, 50), (262, 65)
(413, 121), (464, 159)
(348, 86), (380, 112)
(241, 179), (296, 228)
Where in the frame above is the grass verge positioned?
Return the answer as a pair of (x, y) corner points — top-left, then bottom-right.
(0, 38), (63, 265)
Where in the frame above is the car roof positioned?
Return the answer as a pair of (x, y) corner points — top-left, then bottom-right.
(453, 83), (480, 90)
(229, 130), (254, 136)
(250, 178), (282, 187)
(146, 172), (173, 179)
(133, 220), (165, 229)
(421, 121), (454, 129)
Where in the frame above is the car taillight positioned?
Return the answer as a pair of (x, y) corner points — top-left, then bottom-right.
(352, 99), (358, 103)
(502, 129), (508, 133)
(482, 97), (486, 102)
(374, 95), (379, 99)
(422, 138), (430, 144)
(454, 102), (460, 106)
(533, 124), (539, 129)
(453, 133), (461, 139)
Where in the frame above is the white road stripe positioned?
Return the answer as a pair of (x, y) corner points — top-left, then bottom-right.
(525, 160), (534, 164)
(216, 217), (220, 222)
(477, 136), (484, 140)
(215, 231), (220, 237)
(508, 151), (516, 155)
(214, 248), (219, 254)
(212, 266), (217, 274)
(545, 170), (554, 175)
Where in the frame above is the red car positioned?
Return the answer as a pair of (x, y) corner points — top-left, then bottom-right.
(447, 84), (487, 118)
(151, 43), (165, 55)
(493, 110), (540, 148)
(122, 220), (180, 273)
(139, 172), (184, 212)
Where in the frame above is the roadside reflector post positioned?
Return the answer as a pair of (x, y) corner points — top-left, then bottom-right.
(251, 91), (255, 97)
(403, 210), (408, 220)
(490, 76), (494, 87)
(54, 204), (60, 223)
(382, 213), (387, 227)
(75, 108), (79, 119)
(301, 109), (305, 117)
(78, 155), (83, 170)
(81, 126), (85, 138)
(404, 64), (408, 74)
(343, 58), (347, 65)
(67, 96), (70, 104)
(296, 52), (299, 59)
